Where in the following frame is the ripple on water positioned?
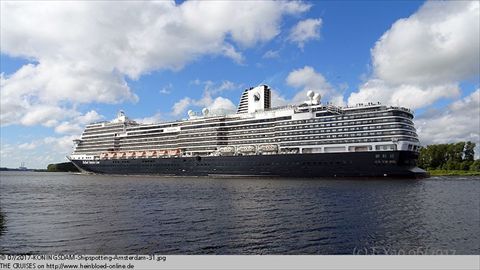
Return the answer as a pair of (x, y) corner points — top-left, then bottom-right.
(0, 172), (479, 254)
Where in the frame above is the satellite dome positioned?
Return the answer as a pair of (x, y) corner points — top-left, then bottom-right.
(202, 108), (209, 115)
(307, 90), (315, 99)
(187, 110), (195, 117)
(313, 93), (321, 104)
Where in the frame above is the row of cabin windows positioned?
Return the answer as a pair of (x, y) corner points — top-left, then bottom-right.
(180, 116), (291, 130)
(83, 128), (124, 136)
(84, 124), (124, 132)
(119, 136), (178, 144)
(126, 129), (165, 136)
(76, 132), (418, 152)
(78, 138), (115, 144)
(280, 136), (418, 147)
(224, 122), (414, 136)
(178, 110), (411, 132)
(81, 134), (117, 140)
(177, 116), (413, 134)
(79, 120), (414, 149)
(77, 135), (417, 154)
(102, 115), (413, 140)
(79, 144), (219, 153)
(226, 130), (416, 142)
(314, 110), (412, 121)
(276, 117), (413, 128)
(82, 110), (410, 138)
(76, 141), (115, 148)
(276, 129), (417, 139)
(275, 120), (414, 131)
(126, 124), (178, 132)
(119, 132), (178, 140)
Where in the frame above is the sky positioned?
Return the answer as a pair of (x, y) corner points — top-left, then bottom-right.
(0, 0), (479, 169)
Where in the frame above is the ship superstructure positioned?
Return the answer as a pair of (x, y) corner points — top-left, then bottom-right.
(69, 85), (426, 178)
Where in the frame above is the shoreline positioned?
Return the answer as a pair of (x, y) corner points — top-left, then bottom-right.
(428, 170), (480, 176)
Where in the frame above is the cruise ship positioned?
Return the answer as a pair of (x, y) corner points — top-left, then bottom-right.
(69, 85), (427, 178)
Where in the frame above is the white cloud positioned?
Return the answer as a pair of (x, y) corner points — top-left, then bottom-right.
(349, 79), (461, 109)
(18, 142), (38, 150)
(286, 66), (345, 105)
(1, 135), (78, 169)
(208, 97), (237, 115)
(54, 110), (103, 134)
(19, 105), (70, 126)
(54, 122), (83, 135)
(0, 0), (310, 126)
(43, 135), (78, 153)
(288, 18), (322, 48)
(348, 1), (479, 109)
(172, 80), (242, 116)
(0, 61), (137, 126)
(172, 98), (193, 116)
(416, 89), (480, 146)
(159, 84), (173, 95)
(263, 50), (280, 59)
(372, 1), (479, 85)
(76, 110), (103, 125)
(270, 89), (289, 107)
(134, 112), (163, 124)
(191, 79), (241, 95)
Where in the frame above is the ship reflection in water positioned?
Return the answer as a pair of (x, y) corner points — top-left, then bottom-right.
(0, 172), (478, 254)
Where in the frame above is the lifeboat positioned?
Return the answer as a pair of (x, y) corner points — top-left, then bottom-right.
(127, 151), (136, 158)
(168, 149), (180, 156)
(119, 152), (127, 159)
(100, 152), (109, 159)
(219, 146), (235, 153)
(136, 151), (146, 158)
(237, 145), (256, 153)
(258, 144), (278, 152)
(146, 150), (156, 158)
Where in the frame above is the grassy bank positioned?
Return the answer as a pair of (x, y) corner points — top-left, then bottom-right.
(428, 170), (480, 176)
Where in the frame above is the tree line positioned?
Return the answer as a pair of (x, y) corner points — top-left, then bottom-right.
(418, 141), (480, 171)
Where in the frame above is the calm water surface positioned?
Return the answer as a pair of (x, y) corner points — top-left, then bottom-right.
(0, 172), (479, 254)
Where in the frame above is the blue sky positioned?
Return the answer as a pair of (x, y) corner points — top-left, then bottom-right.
(1, 1), (479, 169)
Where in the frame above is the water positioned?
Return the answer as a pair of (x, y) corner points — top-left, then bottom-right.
(0, 171), (479, 254)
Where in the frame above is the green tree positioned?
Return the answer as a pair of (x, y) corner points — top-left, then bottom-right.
(470, 160), (480, 171)
(464, 141), (476, 161)
(418, 141), (477, 171)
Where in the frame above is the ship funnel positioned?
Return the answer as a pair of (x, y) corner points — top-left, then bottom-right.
(237, 85), (271, 114)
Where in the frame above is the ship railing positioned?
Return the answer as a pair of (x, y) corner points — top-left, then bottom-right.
(388, 106), (412, 113)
